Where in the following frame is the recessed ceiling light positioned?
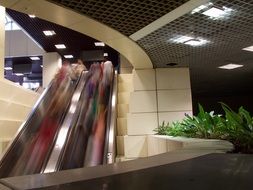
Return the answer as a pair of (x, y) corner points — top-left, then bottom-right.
(4, 67), (12, 70)
(30, 56), (40, 60)
(94, 42), (105, 47)
(202, 6), (233, 19)
(55, 44), (66, 49)
(191, 2), (213, 14)
(64, 55), (73, 59)
(104, 53), (108, 57)
(192, 3), (233, 19)
(184, 39), (208, 46)
(242, 45), (253, 52)
(171, 35), (193, 43)
(43, 30), (56, 36)
(29, 14), (36, 18)
(218, 64), (243, 70)
(15, 73), (24, 76)
(170, 35), (209, 46)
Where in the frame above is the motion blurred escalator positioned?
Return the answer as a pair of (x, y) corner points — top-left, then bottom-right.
(0, 63), (117, 178)
(45, 64), (117, 173)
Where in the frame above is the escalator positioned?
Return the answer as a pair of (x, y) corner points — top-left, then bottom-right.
(0, 63), (117, 178)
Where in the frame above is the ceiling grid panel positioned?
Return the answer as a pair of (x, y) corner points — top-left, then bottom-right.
(136, 0), (253, 68)
(48, 0), (189, 36)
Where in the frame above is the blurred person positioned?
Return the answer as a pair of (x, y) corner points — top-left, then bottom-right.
(9, 61), (75, 176)
(71, 59), (87, 80)
(84, 61), (113, 166)
(61, 63), (102, 169)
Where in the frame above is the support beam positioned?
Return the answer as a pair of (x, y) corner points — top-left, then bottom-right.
(130, 0), (209, 41)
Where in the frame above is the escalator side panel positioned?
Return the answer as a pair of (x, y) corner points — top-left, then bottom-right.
(0, 82), (55, 178)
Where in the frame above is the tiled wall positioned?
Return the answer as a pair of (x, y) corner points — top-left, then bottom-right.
(129, 68), (192, 134)
(156, 68), (192, 125)
(123, 67), (192, 158)
(119, 54), (133, 74)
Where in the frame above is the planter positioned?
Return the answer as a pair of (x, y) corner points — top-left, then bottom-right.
(147, 135), (234, 156)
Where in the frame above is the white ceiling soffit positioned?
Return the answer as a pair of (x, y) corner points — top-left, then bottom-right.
(0, 0), (153, 69)
(130, 0), (210, 41)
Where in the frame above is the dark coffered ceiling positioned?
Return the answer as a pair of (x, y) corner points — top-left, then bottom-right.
(137, 0), (253, 94)
(48, 0), (188, 36)
(137, 0), (253, 67)
(48, 0), (253, 96)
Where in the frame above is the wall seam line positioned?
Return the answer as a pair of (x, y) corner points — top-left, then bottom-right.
(155, 69), (159, 128)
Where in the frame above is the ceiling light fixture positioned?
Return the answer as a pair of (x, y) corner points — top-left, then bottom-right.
(64, 55), (74, 59)
(170, 35), (209, 47)
(192, 3), (233, 20)
(184, 39), (208, 46)
(104, 53), (108, 57)
(43, 30), (56, 36)
(15, 73), (24, 76)
(191, 2), (213, 14)
(29, 14), (36, 18)
(94, 42), (105, 47)
(4, 67), (12, 70)
(218, 64), (243, 70)
(55, 44), (66, 49)
(203, 7), (232, 19)
(242, 45), (253, 52)
(30, 56), (40, 60)
(171, 35), (193, 43)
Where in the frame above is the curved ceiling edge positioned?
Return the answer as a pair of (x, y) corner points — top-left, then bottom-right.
(1, 0), (153, 69)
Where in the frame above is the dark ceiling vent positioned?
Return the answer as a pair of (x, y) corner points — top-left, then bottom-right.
(166, 63), (178, 66)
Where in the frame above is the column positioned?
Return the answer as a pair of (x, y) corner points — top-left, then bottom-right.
(42, 52), (62, 88)
(125, 69), (157, 158)
(156, 68), (192, 125)
(0, 6), (5, 79)
(119, 54), (133, 74)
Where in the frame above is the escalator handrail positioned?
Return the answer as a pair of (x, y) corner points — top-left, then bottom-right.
(40, 72), (85, 173)
(103, 71), (118, 164)
(43, 71), (88, 173)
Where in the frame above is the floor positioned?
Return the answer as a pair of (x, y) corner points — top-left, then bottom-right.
(1, 152), (252, 190)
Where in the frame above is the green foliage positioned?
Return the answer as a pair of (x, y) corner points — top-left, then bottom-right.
(155, 103), (253, 153)
(220, 103), (253, 153)
(154, 121), (170, 135)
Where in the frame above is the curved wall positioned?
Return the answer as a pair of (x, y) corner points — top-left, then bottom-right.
(0, 0), (152, 69)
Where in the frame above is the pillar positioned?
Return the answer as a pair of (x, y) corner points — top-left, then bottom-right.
(0, 6), (5, 79)
(125, 67), (193, 158)
(42, 52), (62, 88)
(119, 54), (133, 74)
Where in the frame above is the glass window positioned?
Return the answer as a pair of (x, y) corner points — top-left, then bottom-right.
(5, 15), (21, 31)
